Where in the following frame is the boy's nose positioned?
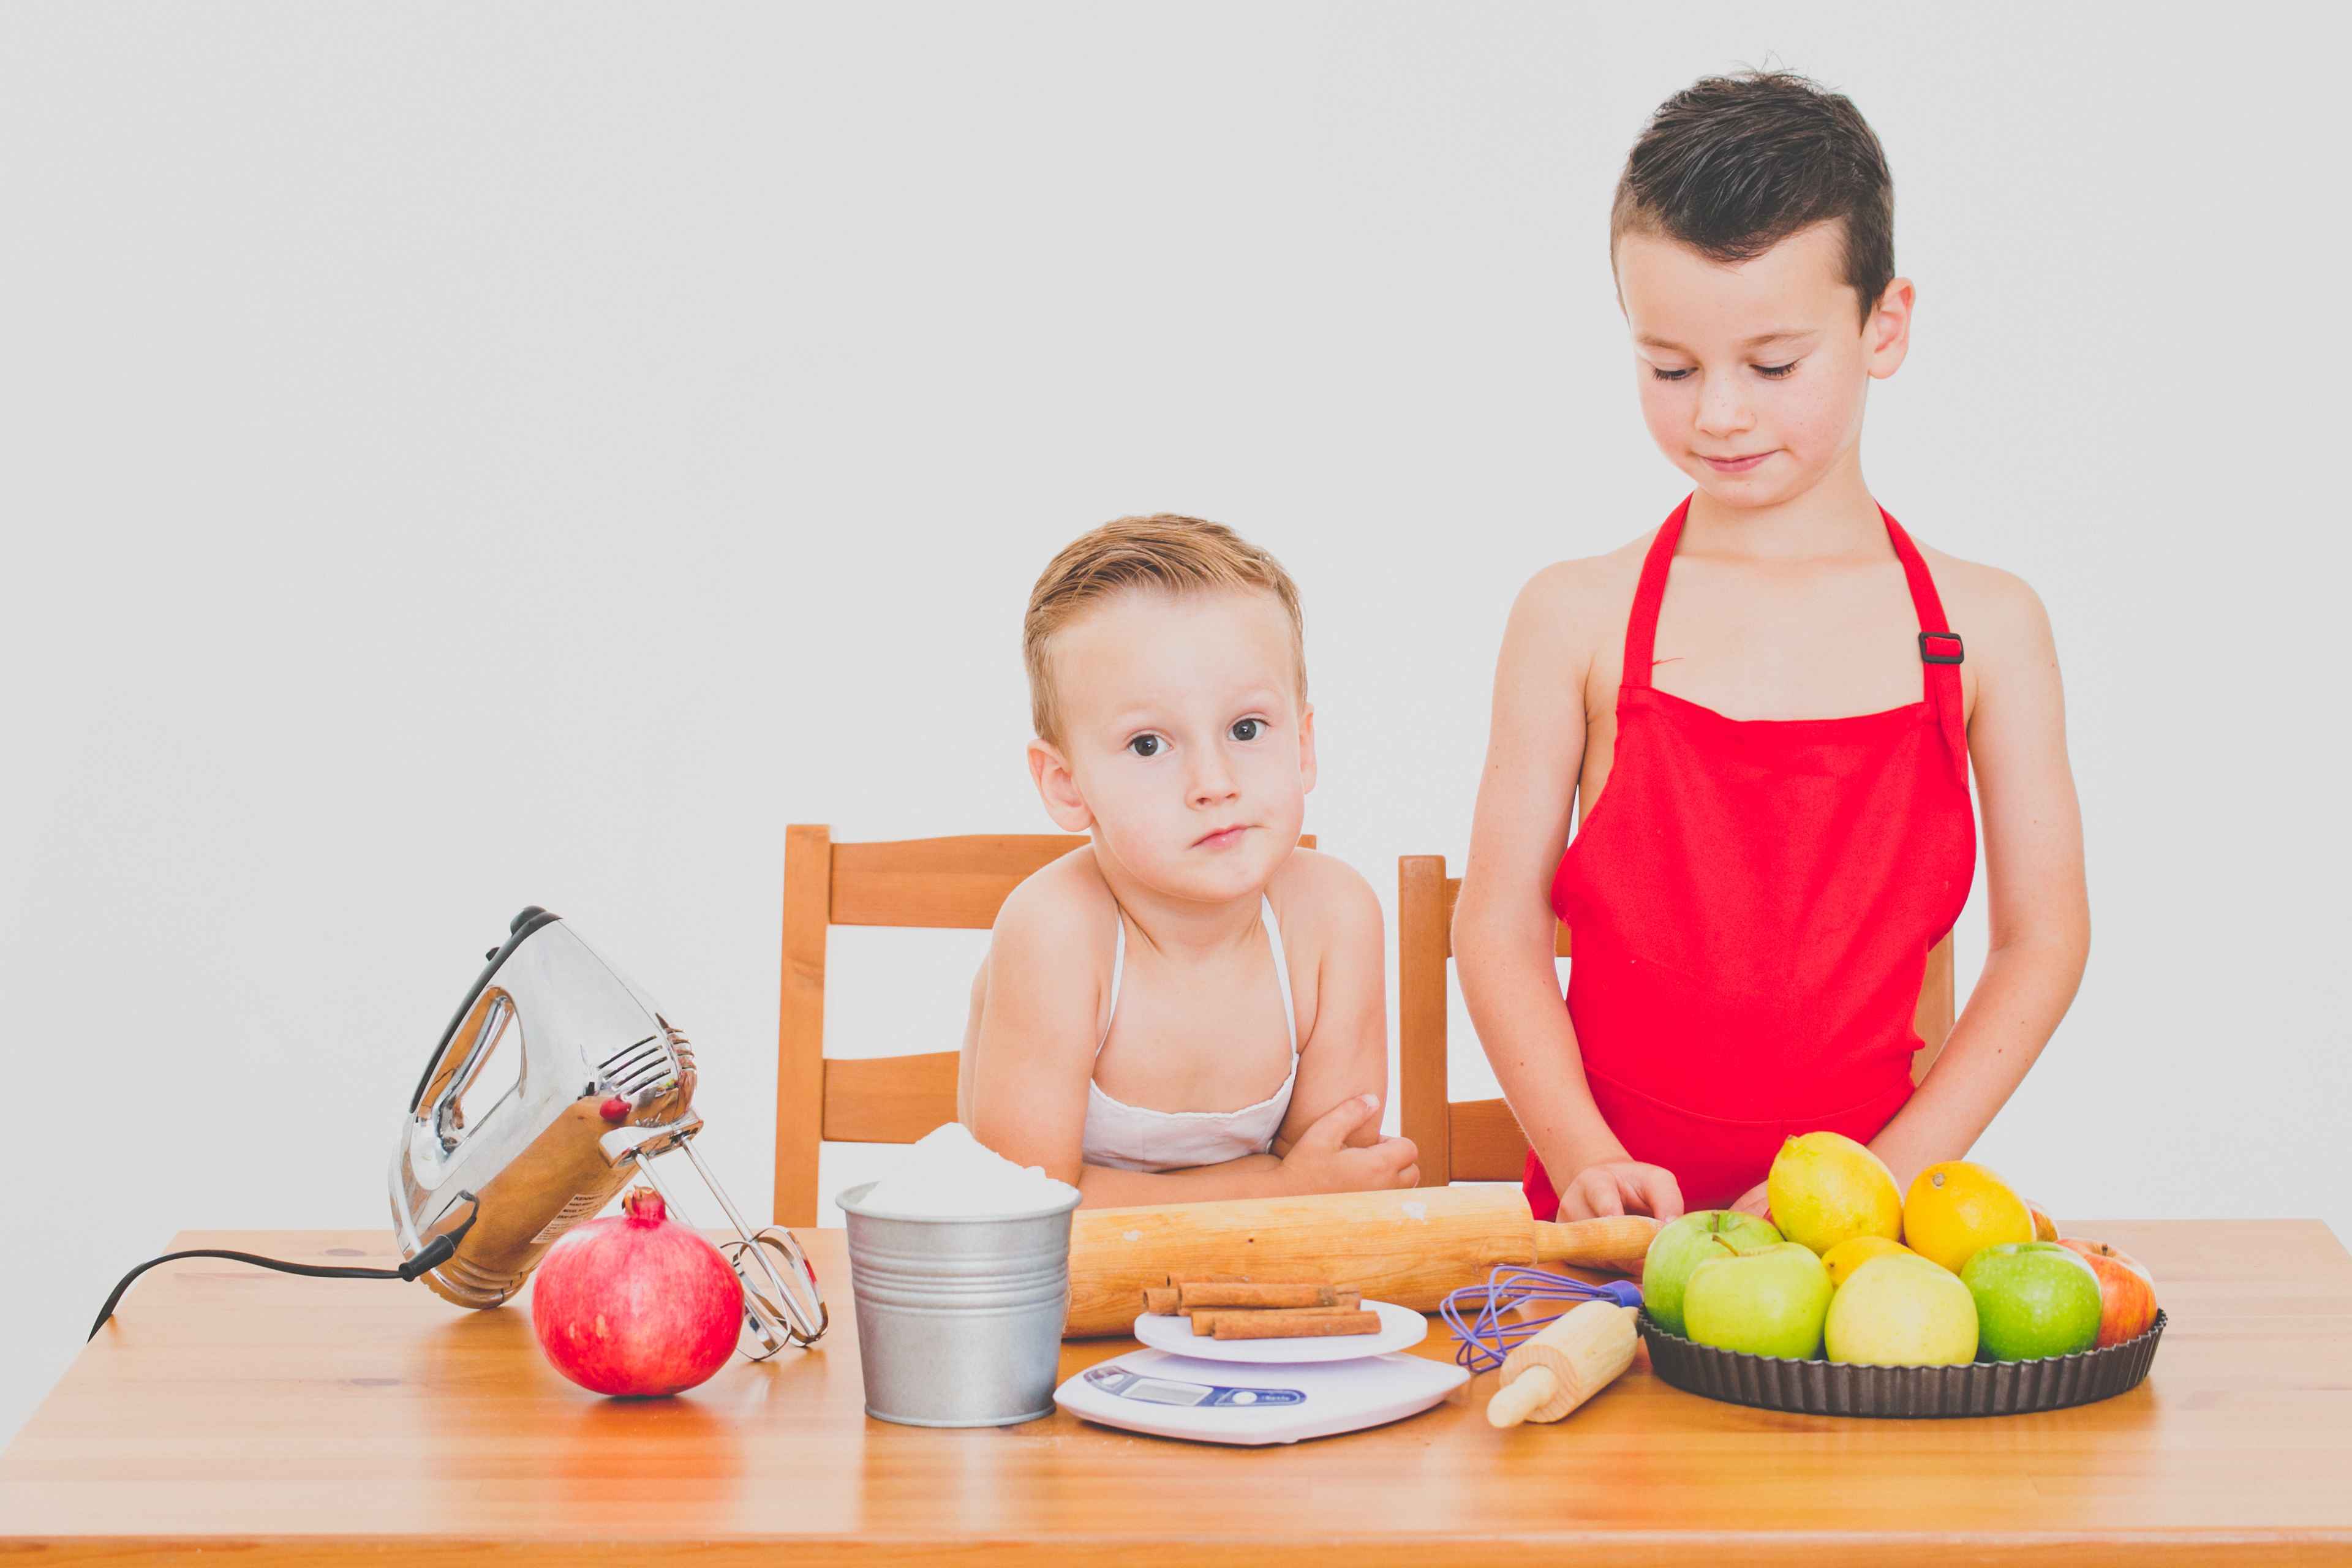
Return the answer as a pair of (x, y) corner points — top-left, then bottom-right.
(1694, 373), (1754, 437)
(1189, 754), (1240, 806)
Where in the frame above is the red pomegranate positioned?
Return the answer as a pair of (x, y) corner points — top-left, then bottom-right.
(530, 1186), (742, 1396)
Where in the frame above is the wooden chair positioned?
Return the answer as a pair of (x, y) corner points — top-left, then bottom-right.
(774, 824), (1312, 1226)
(1395, 854), (1956, 1188)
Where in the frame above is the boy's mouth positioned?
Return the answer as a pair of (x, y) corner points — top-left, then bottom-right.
(1699, 449), (1775, 474)
(1192, 824), (1254, 850)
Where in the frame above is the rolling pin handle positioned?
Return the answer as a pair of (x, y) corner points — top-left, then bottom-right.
(1530, 1214), (1660, 1275)
(1486, 1365), (1561, 1428)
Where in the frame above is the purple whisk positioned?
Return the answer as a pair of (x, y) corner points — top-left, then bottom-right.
(1439, 1265), (1645, 1374)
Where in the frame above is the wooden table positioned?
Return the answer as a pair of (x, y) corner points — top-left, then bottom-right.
(4, 1219), (2350, 1564)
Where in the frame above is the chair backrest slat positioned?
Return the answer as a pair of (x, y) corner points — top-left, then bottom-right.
(829, 835), (1091, 929)
(822, 1050), (964, 1144)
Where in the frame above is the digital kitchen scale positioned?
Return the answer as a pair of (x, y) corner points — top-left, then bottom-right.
(1054, 1348), (1469, 1446)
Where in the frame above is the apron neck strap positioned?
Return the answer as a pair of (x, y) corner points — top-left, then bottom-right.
(1618, 495), (1691, 690)
(1881, 508), (1969, 778)
(1620, 495), (1969, 782)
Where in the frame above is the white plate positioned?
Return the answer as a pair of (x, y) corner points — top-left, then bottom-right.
(1131, 1298), (1428, 1363)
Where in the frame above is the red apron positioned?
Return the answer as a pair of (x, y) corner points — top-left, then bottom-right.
(1526, 496), (1975, 1218)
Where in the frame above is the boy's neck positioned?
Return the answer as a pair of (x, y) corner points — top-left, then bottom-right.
(1680, 454), (1887, 562)
(1088, 846), (1270, 959)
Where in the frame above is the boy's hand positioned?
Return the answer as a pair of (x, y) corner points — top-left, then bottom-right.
(1278, 1094), (1420, 1195)
(1728, 1180), (1772, 1221)
(1558, 1159), (1685, 1223)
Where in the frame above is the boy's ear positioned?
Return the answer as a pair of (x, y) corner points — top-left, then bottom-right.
(1865, 276), (1915, 380)
(1027, 738), (1094, 833)
(1297, 703), (1319, 796)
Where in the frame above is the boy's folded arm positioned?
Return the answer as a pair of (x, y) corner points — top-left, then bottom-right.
(964, 868), (1398, 1209)
(1078, 860), (1418, 1208)
(963, 888), (1105, 1191)
(1272, 854), (1390, 1154)
(1871, 568), (2090, 1189)
(1072, 1153), (1291, 1208)
(1454, 563), (1640, 1191)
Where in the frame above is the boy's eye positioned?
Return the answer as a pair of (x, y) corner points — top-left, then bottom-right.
(1128, 734), (1163, 758)
(1650, 361), (1799, 382)
(1230, 718), (1262, 742)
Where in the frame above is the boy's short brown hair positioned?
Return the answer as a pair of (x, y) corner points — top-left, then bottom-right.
(1611, 69), (1894, 326)
(1023, 514), (1306, 747)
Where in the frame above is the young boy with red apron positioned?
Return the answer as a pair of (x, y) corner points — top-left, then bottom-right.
(1524, 494), (1973, 1219)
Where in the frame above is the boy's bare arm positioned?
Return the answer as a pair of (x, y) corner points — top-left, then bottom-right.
(964, 887), (1108, 1188)
(1454, 564), (1684, 1221)
(1088, 859), (1419, 1205)
(967, 870), (1414, 1208)
(1866, 569), (2090, 1193)
(1270, 856), (1392, 1155)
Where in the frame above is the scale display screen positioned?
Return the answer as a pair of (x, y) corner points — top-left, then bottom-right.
(1122, 1377), (1212, 1406)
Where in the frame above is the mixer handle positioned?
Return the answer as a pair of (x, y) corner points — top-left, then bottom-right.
(413, 985), (517, 1152)
(408, 907), (561, 1115)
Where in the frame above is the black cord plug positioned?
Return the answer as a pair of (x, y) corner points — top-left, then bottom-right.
(396, 1193), (481, 1281)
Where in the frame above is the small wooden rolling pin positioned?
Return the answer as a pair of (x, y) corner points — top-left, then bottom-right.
(1063, 1185), (1657, 1338)
(1485, 1300), (1640, 1428)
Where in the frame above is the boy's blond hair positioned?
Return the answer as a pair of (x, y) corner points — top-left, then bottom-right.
(1024, 514), (1306, 748)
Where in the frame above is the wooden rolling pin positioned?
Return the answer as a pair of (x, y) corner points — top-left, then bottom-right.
(1486, 1300), (1639, 1428)
(1063, 1185), (1656, 1338)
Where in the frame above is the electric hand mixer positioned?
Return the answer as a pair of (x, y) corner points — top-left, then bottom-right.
(94, 907), (826, 1356)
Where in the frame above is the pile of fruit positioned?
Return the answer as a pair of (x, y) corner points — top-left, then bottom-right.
(1640, 1134), (2158, 1366)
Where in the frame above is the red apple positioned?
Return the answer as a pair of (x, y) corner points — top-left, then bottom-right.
(2056, 1237), (2158, 1348)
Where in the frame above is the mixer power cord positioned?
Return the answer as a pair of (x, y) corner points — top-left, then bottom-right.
(87, 1194), (480, 1341)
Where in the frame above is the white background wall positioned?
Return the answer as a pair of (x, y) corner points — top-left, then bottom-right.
(4, 3), (2345, 1447)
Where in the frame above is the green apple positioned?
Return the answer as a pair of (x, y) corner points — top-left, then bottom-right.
(1641, 1210), (1784, 1336)
(1683, 1241), (1833, 1360)
(1825, 1253), (1979, 1366)
(1961, 1242), (2103, 1361)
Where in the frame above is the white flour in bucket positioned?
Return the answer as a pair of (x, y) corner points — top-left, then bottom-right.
(859, 1123), (1079, 1217)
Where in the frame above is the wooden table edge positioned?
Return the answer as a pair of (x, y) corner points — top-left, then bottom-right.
(6, 1530), (2352, 1566)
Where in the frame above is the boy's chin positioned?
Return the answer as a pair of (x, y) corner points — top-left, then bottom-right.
(1156, 845), (1292, 904)
(1684, 456), (1822, 510)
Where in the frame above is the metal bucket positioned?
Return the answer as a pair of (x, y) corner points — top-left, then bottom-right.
(835, 1179), (1084, 1427)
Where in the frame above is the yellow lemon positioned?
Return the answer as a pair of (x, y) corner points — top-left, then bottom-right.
(1825, 1253), (1979, 1366)
(1765, 1132), (1903, 1256)
(1822, 1234), (1917, 1288)
(1903, 1161), (2035, 1275)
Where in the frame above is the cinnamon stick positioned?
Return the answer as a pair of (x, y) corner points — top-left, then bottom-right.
(1177, 1281), (1340, 1310)
(1213, 1310), (1380, 1340)
(1190, 1296), (1362, 1335)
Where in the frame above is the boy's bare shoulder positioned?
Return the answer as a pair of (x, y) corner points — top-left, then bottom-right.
(1913, 541), (2057, 652)
(1509, 530), (1655, 660)
(991, 845), (1115, 958)
(1267, 847), (1381, 944)
(1519, 532), (1651, 616)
